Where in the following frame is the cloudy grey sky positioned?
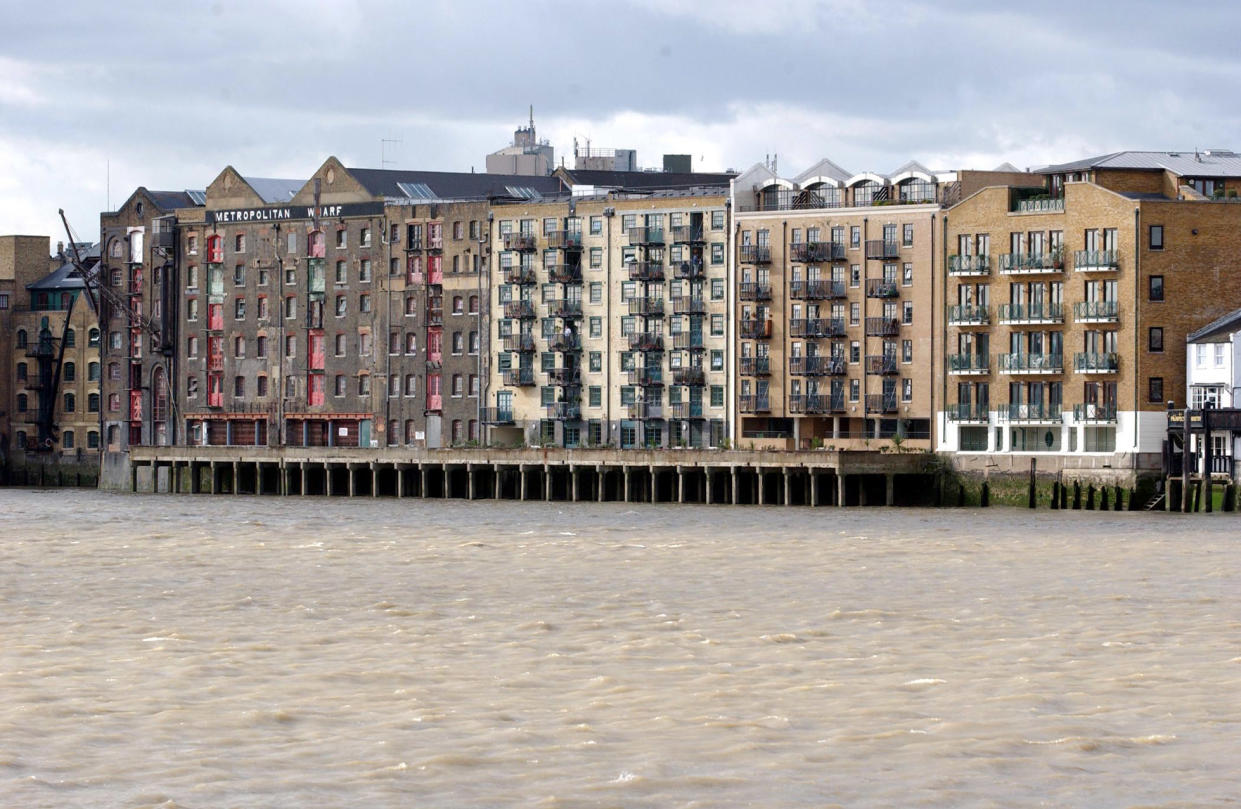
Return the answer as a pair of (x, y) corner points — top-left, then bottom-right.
(4, 0), (1240, 242)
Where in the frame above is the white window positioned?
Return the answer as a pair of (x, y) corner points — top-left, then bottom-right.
(1215, 343), (1226, 367)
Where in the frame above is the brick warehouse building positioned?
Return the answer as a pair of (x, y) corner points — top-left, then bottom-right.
(937, 149), (1241, 476)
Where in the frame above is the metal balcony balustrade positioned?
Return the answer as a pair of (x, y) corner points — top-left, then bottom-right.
(673, 332), (705, 351)
(545, 230), (583, 250)
(628, 332), (664, 351)
(546, 264), (583, 284)
(628, 226), (665, 245)
(739, 356), (770, 376)
(789, 393), (844, 414)
(864, 240), (900, 260)
(674, 261), (705, 280)
(628, 261), (665, 281)
(503, 265), (537, 285)
(670, 402), (705, 419)
(502, 367), (536, 386)
(865, 317), (901, 337)
(948, 254), (991, 276)
(946, 402), (989, 422)
(628, 297), (665, 317)
(999, 252), (1064, 274)
(865, 393), (899, 414)
(738, 282), (772, 301)
(503, 300), (536, 319)
(789, 355), (845, 376)
(628, 366), (664, 386)
(947, 353), (989, 374)
(503, 232), (538, 251)
(1073, 300), (1119, 322)
(789, 279), (845, 300)
(545, 299), (583, 319)
(741, 319), (773, 339)
(1006, 402), (1062, 422)
(628, 401), (664, 420)
(740, 187), (844, 212)
(739, 394), (770, 413)
(1073, 249), (1120, 271)
(738, 245), (772, 264)
(480, 407), (514, 424)
(671, 295), (705, 315)
(865, 354), (898, 375)
(946, 304), (989, 325)
(547, 367), (581, 386)
(997, 302), (1063, 323)
(790, 317), (845, 338)
(998, 353), (1063, 373)
(426, 308), (444, 327)
(1013, 197), (1064, 214)
(672, 367), (705, 386)
(548, 333), (582, 352)
(789, 241), (846, 263)
(865, 278), (900, 298)
(1073, 402), (1118, 422)
(670, 225), (705, 244)
(548, 402), (582, 420)
(502, 333), (535, 353)
(1073, 352), (1119, 373)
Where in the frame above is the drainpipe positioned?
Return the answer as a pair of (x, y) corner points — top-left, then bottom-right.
(862, 216), (869, 437)
(1133, 205), (1141, 464)
(940, 211), (948, 451)
(604, 207), (613, 443)
(782, 219), (789, 447)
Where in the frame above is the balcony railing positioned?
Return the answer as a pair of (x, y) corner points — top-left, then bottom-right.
(628, 226), (665, 245)
(740, 356), (770, 376)
(674, 261), (706, 280)
(480, 407), (514, 424)
(865, 354), (898, 375)
(1073, 249), (1119, 271)
(1013, 197), (1064, 214)
(947, 304), (989, 326)
(947, 402), (989, 422)
(864, 240), (900, 260)
(548, 402), (582, 421)
(739, 395), (770, 413)
(546, 299), (583, 319)
(503, 265), (537, 285)
(673, 333), (705, 351)
(671, 296), (706, 315)
(789, 393), (845, 414)
(866, 278), (900, 298)
(948, 255), (991, 276)
(502, 368), (536, 387)
(789, 241), (846, 263)
(947, 353), (989, 374)
(503, 232), (538, 251)
(547, 367), (581, 386)
(790, 279), (845, 300)
(546, 264), (583, 284)
(670, 402), (705, 419)
(548, 333), (582, 352)
(670, 225), (705, 244)
(997, 302), (1064, 323)
(628, 261), (665, 281)
(739, 245), (772, 264)
(865, 393), (899, 414)
(628, 332), (664, 351)
(503, 300), (536, 319)
(1073, 300), (1119, 322)
(741, 319), (773, 339)
(502, 334), (535, 353)
(998, 353), (1063, 374)
(999, 252), (1064, 274)
(1073, 352), (1119, 373)
(738, 282), (772, 301)
(790, 355), (845, 376)
(1006, 403), (1063, 422)
(628, 401), (664, 420)
(790, 318), (846, 338)
(545, 230), (583, 250)
(865, 317), (901, 337)
(1073, 402), (1118, 422)
(628, 297), (665, 317)
(628, 367), (664, 386)
(672, 367), (705, 386)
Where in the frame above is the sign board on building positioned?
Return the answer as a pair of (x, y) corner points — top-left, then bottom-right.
(206, 202), (385, 225)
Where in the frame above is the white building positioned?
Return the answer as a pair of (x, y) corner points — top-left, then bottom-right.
(1185, 308), (1241, 477)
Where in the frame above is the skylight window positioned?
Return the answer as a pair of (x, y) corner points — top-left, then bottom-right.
(397, 182), (436, 200)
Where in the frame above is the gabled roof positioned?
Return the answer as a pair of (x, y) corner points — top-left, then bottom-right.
(27, 246), (98, 291)
(242, 176), (304, 204)
(345, 168), (565, 201)
(794, 158), (852, 185)
(1038, 150), (1241, 177)
(1188, 307), (1241, 343)
(558, 168), (734, 190)
(146, 190), (203, 210)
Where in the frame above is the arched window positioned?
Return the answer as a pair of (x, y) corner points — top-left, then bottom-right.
(17, 394), (27, 412)
(88, 328), (100, 347)
(16, 329), (26, 348)
(88, 431), (100, 449)
(64, 392), (75, 412)
(107, 425), (118, 446)
(16, 362), (26, 382)
(65, 328), (76, 347)
(88, 393), (100, 412)
(16, 430), (26, 449)
(63, 361), (76, 382)
(853, 180), (882, 206)
(62, 430), (74, 449)
(88, 362), (100, 381)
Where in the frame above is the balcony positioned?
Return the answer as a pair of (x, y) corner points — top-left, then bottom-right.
(672, 367), (705, 386)
(1013, 197), (1064, 214)
(866, 278), (900, 299)
(546, 263), (583, 284)
(502, 333), (535, 353)
(628, 226), (665, 245)
(545, 230), (583, 250)
(670, 225), (705, 244)
(547, 367), (581, 386)
(741, 319), (773, 339)
(865, 393), (899, 414)
(998, 353), (1063, 374)
(628, 332), (664, 351)
(999, 252), (1064, 275)
(546, 299), (583, 319)
(1073, 300), (1119, 323)
(628, 297), (665, 317)
(671, 295), (706, 315)
(628, 366), (664, 386)
(503, 265), (537, 285)
(789, 393), (845, 414)
(548, 333), (582, 352)
(502, 368), (536, 387)
(864, 240), (900, 260)
(790, 355), (845, 376)
(1006, 403), (1063, 422)
(673, 332), (705, 351)
(947, 402), (989, 423)
(997, 302), (1063, 324)
(426, 307), (444, 327)
(790, 318), (845, 339)
(670, 402), (705, 419)
(674, 260), (706, 280)
(865, 317), (901, 337)
(739, 395), (770, 413)
(1073, 352), (1119, 373)
(739, 245), (772, 264)
(740, 356), (770, 376)
(503, 300), (536, 319)
(628, 401), (664, 420)
(628, 261), (665, 282)
(790, 279), (845, 300)
(947, 353), (990, 375)
(738, 282), (772, 301)
(548, 402), (582, 421)
(948, 255), (991, 276)
(503, 232), (538, 251)
(946, 304), (989, 326)
(480, 407), (514, 425)
(1073, 402), (1118, 422)
(1073, 249), (1120, 272)
(790, 241), (845, 263)
(865, 354), (898, 375)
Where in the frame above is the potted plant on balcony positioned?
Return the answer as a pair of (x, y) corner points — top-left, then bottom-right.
(1050, 247), (1065, 269)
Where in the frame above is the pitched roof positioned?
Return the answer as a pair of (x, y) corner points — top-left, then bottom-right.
(1188, 307), (1241, 342)
(1038, 150), (1241, 177)
(558, 168), (735, 190)
(345, 168), (565, 200)
(145, 190), (202, 211)
(242, 176), (304, 204)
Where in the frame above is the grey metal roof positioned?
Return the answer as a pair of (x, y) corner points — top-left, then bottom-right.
(146, 190), (202, 210)
(559, 169), (735, 190)
(1038, 150), (1241, 177)
(347, 168), (565, 201)
(1188, 307), (1241, 342)
(242, 176), (304, 204)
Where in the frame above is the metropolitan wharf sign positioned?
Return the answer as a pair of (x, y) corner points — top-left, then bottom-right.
(206, 202), (385, 225)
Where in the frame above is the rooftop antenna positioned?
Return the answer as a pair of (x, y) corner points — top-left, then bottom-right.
(381, 138), (402, 169)
(529, 104), (534, 131)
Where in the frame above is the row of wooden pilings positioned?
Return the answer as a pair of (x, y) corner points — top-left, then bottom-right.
(140, 458), (932, 507)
